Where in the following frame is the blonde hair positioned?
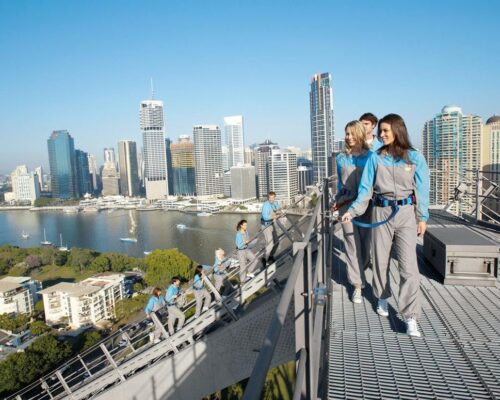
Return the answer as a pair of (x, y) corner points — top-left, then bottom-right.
(215, 248), (225, 258)
(344, 120), (370, 154)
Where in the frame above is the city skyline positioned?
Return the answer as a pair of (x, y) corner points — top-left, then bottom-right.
(1, 1), (499, 173)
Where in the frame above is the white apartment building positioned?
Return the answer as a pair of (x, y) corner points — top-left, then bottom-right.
(193, 125), (224, 197)
(0, 276), (41, 316)
(140, 100), (168, 200)
(10, 165), (40, 204)
(224, 115), (245, 168)
(40, 274), (125, 329)
(270, 149), (298, 206)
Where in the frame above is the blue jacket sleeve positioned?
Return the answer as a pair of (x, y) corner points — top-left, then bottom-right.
(144, 297), (154, 314)
(413, 151), (430, 222)
(348, 152), (377, 217)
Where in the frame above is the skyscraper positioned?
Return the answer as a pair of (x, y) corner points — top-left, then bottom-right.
(101, 161), (120, 196)
(221, 145), (230, 172)
(230, 165), (256, 201)
(224, 115), (245, 168)
(34, 166), (44, 191)
(309, 72), (334, 183)
(47, 130), (77, 199)
(481, 115), (500, 220)
(10, 165), (40, 204)
(165, 138), (174, 196)
(170, 136), (196, 196)
(254, 139), (279, 199)
(270, 149), (298, 206)
(193, 125), (223, 197)
(75, 149), (92, 197)
(140, 99), (168, 199)
(118, 140), (140, 197)
(87, 154), (99, 194)
(422, 105), (482, 213)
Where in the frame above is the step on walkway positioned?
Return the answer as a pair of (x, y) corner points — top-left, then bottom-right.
(327, 234), (500, 399)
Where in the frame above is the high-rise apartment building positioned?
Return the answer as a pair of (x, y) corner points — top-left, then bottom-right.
(140, 100), (168, 199)
(170, 135), (196, 196)
(221, 145), (230, 172)
(0, 276), (41, 315)
(118, 140), (140, 197)
(244, 147), (255, 165)
(422, 105), (482, 213)
(255, 139), (279, 199)
(193, 125), (224, 197)
(10, 165), (40, 204)
(165, 138), (174, 196)
(47, 130), (77, 199)
(309, 73), (334, 183)
(75, 149), (92, 197)
(230, 165), (256, 201)
(101, 161), (120, 197)
(224, 115), (245, 168)
(270, 149), (298, 205)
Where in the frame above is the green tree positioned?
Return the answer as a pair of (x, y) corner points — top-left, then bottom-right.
(133, 281), (144, 292)
(82, 330), (102, 350)
(14, 314), (29, 331)
(34, 300), (45, 318)
(104, 252), (131, 272)
(67, 248), (96, 272)
(144, 248), (193, 287)
(0, 313), (17, 331)
(30, 321), (51, 335)
(33, 197), (53, 207)
(54, 250), (68, 266)
(90, 255), (111, 272)
(29, 334), (71, 372)
(39, 246), (57, 265)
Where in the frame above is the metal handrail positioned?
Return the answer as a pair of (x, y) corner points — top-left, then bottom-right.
(242, 178), (329, 400)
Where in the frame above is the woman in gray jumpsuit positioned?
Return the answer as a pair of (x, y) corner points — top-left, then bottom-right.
(342, 114), (429, 337)
(333, 121), (372, 303)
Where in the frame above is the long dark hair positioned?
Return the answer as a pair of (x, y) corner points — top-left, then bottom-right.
(236, 219), (247, 231)
(377, 114), (414, 161)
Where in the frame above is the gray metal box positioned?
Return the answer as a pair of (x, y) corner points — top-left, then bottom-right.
(423, 226), (499, 287)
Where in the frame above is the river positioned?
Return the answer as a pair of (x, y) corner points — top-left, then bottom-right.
(0, 210), (262, 264)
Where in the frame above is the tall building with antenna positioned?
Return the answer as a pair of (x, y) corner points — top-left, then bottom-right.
(140, 81), (168, 200)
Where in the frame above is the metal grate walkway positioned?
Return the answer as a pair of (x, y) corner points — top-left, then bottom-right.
(327, 231), (500, 399)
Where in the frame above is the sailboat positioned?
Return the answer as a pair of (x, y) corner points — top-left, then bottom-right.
(21, 231), (29, 240)
(40, 229), (52, 246)
(58, 233), (68, 252)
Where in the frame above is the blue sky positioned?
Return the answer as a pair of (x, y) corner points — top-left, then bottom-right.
(0, 0), (499, 173)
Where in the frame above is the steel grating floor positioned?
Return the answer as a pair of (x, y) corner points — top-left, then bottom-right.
(327, 230), (500, 399)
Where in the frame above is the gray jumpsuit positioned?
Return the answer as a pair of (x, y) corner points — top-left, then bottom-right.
(348, 149), (429, 320)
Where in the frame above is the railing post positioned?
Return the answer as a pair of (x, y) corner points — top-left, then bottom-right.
(77, 354), (93, 377)
(99, 343), (126, 382)
(55, 370), (74, 399)
(203, 274), (238, 321)
(293, 240), (312, 400)
(150, 312), (178, 353)
(40, 378), (55, 400)
(475, 168), (481, 222)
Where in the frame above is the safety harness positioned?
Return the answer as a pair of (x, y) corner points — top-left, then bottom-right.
(351, 194), (416, 229)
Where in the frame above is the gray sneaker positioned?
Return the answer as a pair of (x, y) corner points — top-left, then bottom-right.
(406, 318), (421, 337)
(376, 298), (389, 317)
(352, 288), (362, 304)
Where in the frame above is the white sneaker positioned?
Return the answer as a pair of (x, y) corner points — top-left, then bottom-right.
(376, 299), (389, 317)
(247, 273), (255, 279)
(351, 288), (362, 304)
(406, 318), (421, 337)
(203, 306), (209, 312)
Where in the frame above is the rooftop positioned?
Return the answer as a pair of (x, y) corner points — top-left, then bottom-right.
(39, 282), (101, 297)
